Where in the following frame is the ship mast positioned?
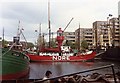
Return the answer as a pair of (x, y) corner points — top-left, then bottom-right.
(39, 23), (41, 51)
(17, 21), (28, 50)
(48, 0), (51, 48)
(78, 23), (80, 51)
(2, 27), (4, 47)
(17, 21), (20, 37)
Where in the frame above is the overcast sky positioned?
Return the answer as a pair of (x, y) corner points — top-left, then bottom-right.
(0, 0), (120, 43)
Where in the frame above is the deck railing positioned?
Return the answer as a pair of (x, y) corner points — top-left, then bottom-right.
(33, 64), (117, 83)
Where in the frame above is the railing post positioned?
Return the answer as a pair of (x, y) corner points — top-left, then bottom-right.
(111, 64), (117, 83)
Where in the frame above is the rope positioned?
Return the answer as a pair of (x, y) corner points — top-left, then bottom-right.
(3, 43), (16, 55)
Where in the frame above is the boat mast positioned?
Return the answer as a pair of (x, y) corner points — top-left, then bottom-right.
(39, 23), (41, 50)
(78, 23), (80, 51)
(17, 20), (20, 37)
(2, 27), (4, 47)
(39, 23), (41, 37)
(18, 21), (28, 50)
(48, 0), (51, 48)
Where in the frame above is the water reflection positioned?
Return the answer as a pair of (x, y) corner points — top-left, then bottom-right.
(29, 60), (120, 79)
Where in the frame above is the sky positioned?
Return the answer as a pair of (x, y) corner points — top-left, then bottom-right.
(0, 0), (120, 43)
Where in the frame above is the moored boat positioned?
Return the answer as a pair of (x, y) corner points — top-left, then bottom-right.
(26, 28), (96, 62)
(0, 48), (30, 80)
(0, 27), (30, 80)
(26, 3), (96, 62)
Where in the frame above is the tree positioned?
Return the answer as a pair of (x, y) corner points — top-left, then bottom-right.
(81, 40), (88, 50)
(27, 42), (34, 48)
(74, 41), (80, 50)
(2, 39), (8, 47)
(63, 40), (75, 49)
(50, 40), (57, 47)
(70, 43), (76, 49)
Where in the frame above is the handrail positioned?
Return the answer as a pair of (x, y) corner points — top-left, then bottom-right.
(33, 64), (117, 83)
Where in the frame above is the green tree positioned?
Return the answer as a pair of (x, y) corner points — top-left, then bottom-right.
(27, 42), (34, 48)
(74, 41), (80, 49)
(71, 43), (76, 49)
(63, 40), (75, 49)
(50, 40), (57, 47)
(81, 40), (88, 50)
(2, 40), (8, 47)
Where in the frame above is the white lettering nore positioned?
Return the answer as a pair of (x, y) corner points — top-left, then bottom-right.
(52, 56), (70, 60)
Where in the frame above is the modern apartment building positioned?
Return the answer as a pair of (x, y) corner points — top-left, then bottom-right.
(75, 28), (93, 50)
(118, 1), (120, 16)
(93, 21), (108, 49)
(118, 1), (120, 46)
(109, 17), (119, 46)
(63, 32), (75, 44)
(93, 17), (120, 49)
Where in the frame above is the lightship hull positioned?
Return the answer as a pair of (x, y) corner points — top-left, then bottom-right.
(27, 51), (96, 62)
